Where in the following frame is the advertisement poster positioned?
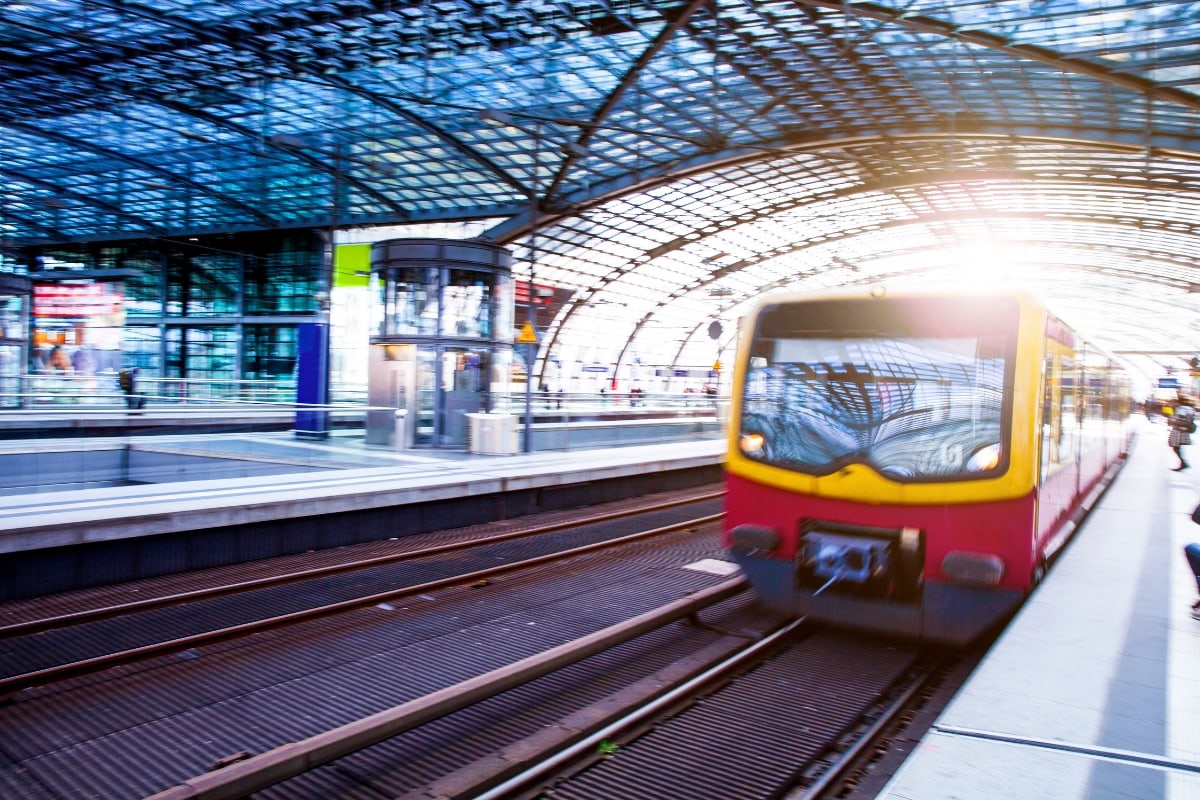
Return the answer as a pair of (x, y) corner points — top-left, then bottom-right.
(31, 283), (125, 377)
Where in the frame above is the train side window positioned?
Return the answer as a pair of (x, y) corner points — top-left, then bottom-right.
(1042, 350), (1077, 480)
(1060, 354), (1076, 459)
(1043, 354), (1059, 473)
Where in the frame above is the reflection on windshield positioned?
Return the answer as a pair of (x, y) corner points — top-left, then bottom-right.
(740, 337), (1007, 480)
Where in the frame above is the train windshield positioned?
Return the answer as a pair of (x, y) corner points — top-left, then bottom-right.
(739, 296), (1017, 480)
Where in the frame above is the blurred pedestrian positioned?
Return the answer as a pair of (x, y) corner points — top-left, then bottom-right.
(1167, 393), (1196, 471)
(1187, 542), (1200, 619)
(48, 345), (71, 372)
(119, 367), (145, 409)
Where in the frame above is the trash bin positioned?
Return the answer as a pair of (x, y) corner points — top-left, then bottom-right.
(467, 412), (518, 454)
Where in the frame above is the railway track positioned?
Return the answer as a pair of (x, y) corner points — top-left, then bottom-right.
(0, 499), (763, 800)
(519, 633), (970, 800)
(0, 488), (724, 696)
(0, 485), (986, 800)
(137, 612), (975, 800)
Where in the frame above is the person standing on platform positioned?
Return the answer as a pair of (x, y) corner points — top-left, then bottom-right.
(119, 367), (145, 410)
(1167, 393), (1196, 471)
(1186, 497), (1200, 619)
(1187, 540), (1200, 620)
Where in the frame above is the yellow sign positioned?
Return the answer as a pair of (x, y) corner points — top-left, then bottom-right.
(713, 359), (722, 371)
(517, 321), (539, 344)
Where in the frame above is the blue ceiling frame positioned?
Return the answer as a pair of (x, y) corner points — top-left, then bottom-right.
(2, 0), (1199, 374)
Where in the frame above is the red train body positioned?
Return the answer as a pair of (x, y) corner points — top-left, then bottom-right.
(723, 289), (1130, 644)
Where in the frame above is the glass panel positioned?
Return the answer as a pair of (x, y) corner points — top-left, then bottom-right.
(245, 237), (321, 314)
(0, 345), (23, 408)
(243, 325), (296, 381)
(441, 269), (493, 338)
(0, 294), (25, 342)
(1058, 354), (1077, 461)
(494, 273), (514, 343)
(490, 346), (513, 413)
(167, 326), (237, 382)
(123, 325), (161, 376)
(414, 347), (436, 446)
(441, 347), (488, 445)
(380, 267), (438, 336)
(1041, 353), (1061, 478)
(183, 254), (240, 316)
(739, 297), (1016, 480)
(120, 252), (165, 318)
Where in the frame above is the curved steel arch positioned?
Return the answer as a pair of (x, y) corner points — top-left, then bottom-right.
(1, 121), (276, 231)
(533, 177), (1200, 377)
(488, 123), (1200, 251)
(0, 166), (162, 234)
(3, 0), (1200, 370)
(790, 0), (1200, 113)
(5, 0), (529, 225)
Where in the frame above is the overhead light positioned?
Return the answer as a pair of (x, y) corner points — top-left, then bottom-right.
(478, 108), (514, 125)
(363, 159), (398, 174)
(269, 133), (308, 148)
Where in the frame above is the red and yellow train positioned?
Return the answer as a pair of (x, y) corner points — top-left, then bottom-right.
(723, 288), (1130, 644)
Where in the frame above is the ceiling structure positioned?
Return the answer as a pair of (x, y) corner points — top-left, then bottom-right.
(2, 0), (1200, 391)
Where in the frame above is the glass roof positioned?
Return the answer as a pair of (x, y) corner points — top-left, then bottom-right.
(2, 0), (1199, 392)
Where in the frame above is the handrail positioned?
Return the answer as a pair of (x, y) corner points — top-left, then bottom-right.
(3, 374), (724, 410)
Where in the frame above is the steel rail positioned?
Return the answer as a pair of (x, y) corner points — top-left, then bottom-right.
(0, 513), (722, 697)
(791, 657), (946, 800)
(0, 490), (722, 638)
(143, 577), (749, 800)
(473, 615), (807, 800)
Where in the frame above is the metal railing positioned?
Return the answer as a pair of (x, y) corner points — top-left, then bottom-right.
(0, 377), (722, 412)
(0, 377), (726, 455)
(0, 374), (363, 408)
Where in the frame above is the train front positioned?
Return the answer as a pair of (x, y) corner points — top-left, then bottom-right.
(723, 291), (1039, 645)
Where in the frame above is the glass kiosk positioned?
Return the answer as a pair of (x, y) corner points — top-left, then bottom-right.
(0, 273), (31, 407)
(367, 239), (514, 448)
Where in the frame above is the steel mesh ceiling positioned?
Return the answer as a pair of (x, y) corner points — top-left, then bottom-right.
(2, 0), (1199, 386)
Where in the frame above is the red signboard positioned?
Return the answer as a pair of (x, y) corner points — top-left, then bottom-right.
(513, 280), (555, 306)
(34, 284), (123, 318)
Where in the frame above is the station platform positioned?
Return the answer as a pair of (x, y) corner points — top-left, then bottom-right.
(878, 419), (1200, 799)
(0, 430), (725, 601)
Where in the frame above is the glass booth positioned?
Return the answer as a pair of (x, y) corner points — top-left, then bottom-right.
(0, 273), (31, 407)
(367, 239), (513, 448)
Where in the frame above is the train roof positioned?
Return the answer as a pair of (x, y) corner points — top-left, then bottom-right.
(747, 284), (1046, 309)
(741, 285), (1124, 364)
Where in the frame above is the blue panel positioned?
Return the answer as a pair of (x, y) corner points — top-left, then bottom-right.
(295, 322), (329, 438)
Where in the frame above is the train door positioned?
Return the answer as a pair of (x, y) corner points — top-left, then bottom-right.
(1038, 335), (1079, 556)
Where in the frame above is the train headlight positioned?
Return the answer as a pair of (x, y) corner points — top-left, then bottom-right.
(730, 524), (781, 554)
(942, 551), (1004, 587)
(740, 432), (765, 456)
(965, 444), (1001, 472)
